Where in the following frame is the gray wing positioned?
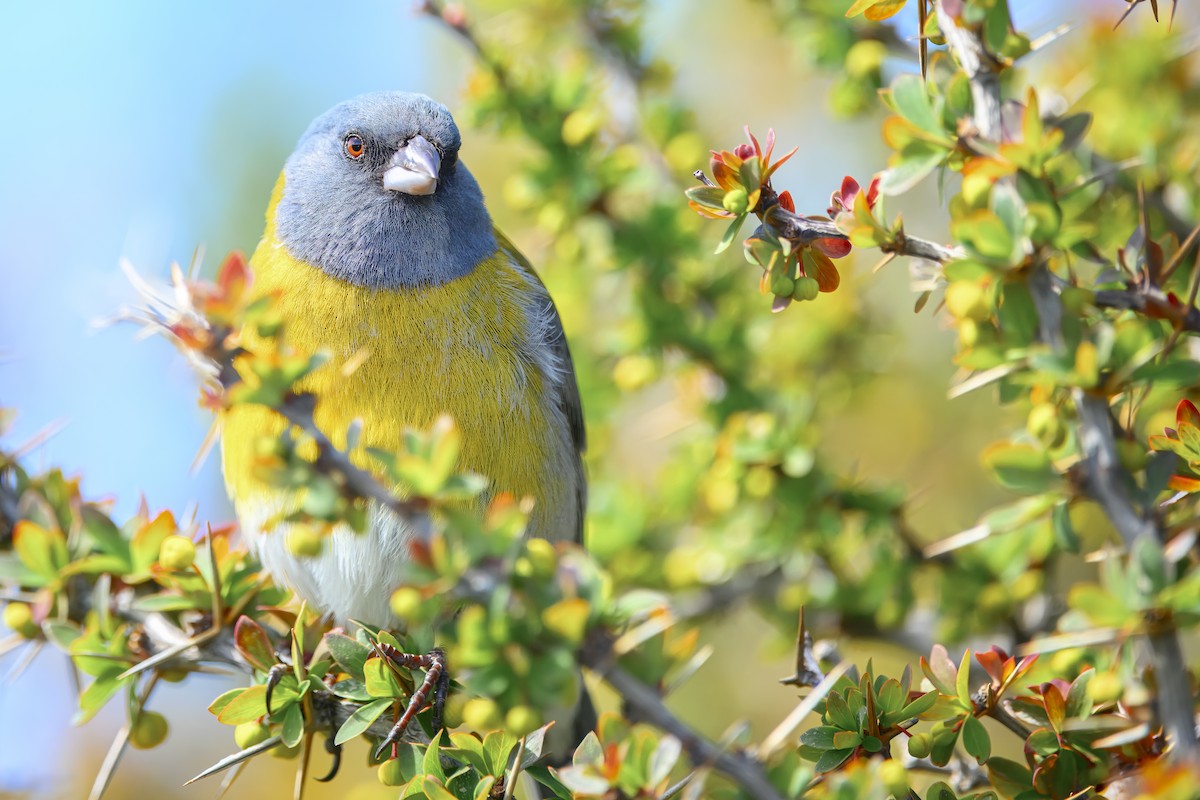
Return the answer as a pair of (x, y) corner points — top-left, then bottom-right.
(497, 230), (587, 544)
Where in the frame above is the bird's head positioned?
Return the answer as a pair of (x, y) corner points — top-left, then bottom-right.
(274, 91), (496, 288)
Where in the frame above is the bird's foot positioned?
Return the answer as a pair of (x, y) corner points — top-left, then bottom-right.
(370, 644), (449, 760)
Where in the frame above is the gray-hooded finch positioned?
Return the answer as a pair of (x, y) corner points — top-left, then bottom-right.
(221, 91), (586, 629)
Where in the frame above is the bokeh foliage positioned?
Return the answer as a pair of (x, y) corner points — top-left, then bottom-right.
(2, 1), (1200, 798)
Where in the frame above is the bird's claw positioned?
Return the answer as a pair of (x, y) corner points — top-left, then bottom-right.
(370, 645), (448, 760)
(264, 663), (289, 713)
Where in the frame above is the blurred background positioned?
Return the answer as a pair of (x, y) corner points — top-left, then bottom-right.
(0, 0), (1186, 797)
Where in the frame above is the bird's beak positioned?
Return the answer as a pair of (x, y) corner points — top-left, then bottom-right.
(382, 134), (441, 196)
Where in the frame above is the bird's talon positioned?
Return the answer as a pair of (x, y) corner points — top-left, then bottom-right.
(314, 733), (342, 782)
(264, 663), (288, 713)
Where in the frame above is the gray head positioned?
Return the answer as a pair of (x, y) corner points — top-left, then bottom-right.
(274, 91), (496, 288)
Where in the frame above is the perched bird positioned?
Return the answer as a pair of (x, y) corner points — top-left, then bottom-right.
(221, 91), (586, 628)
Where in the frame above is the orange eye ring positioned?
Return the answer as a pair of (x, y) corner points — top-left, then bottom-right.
(344, 134), (365, 159)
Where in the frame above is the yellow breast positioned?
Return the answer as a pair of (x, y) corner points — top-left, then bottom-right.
(221, 175), (559, 513)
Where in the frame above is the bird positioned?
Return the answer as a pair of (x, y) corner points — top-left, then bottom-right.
(220, 91), (586, 630)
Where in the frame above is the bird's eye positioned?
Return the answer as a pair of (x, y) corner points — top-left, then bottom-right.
(344, 134), (365, 160)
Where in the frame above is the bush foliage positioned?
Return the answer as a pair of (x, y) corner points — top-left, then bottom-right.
(2, 1), (1198, 798)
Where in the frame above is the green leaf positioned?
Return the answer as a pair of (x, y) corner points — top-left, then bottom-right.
(325, 632), (370, 681)
(1026, 727), (1060, 756)
(364, 657), (406, 698)
(1065, 669), (1093, 718)
(280, 703), (304, 748)
(217, 684), (269, 725)
(961, 714), (991, 763)
(714, 214), (746, 254)
(982, 443), (1054, 493)
(13, 522), (67, 581)
(890, 74), (943, 137)
(799, 726), (839, 750)
(813, 747), (854, 773)
(879, 141), (945, 195)
(334, 697), (394, 745)
(208, 689), (243, 718)
(75, 675), (125, 724)
(330, 679), (373, 702)
(684, 186), (727, 210)
(482, 730), (519, 777)
(832, 730), (862, 750)
(824, 691), (858, 731)
(988, 758), (1033, 797)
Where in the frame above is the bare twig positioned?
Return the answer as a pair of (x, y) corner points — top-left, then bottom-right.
(582, 633), (785, 800)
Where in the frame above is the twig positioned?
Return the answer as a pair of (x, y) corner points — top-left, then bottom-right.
(882, 231), (963, 264)
(581, 633), (785, 800)
(934, 0), (1198, 761)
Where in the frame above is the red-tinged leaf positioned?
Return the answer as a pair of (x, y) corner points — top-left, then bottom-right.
(975, 648), (1005, 685)
(1043, 683), (1066, 732)
(813, 238), (853, 258)
(865, 0), (907, 21)
(1167, 474), (1200, 492)
(234, 616), (277, 672)
(1177, 398), (1200, 425)
(810, 251), (841, 292)
(744, 126), (762, 158)
(923, 644), (958, 695)
(689, 201), (734, 220)
(778, 191), (795, 213)
(763, 128), (776, 165)
(763, 145), (799, 181)
(217, 251), (250, 300)
(865, 176), (881, 208)
(711, 154), (742, 191)
(840, 176), (860, 207)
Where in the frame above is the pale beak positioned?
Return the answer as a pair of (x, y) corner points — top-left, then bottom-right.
(382, 134), (441, 196)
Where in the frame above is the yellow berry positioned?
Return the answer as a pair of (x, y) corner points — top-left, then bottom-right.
(441, 693), (468, 729)
(505, 705), (543, 737)
(129, 711), (169, 749)
(285, 526), (323, 557)
(271, 742), (300, 759)
(524, 538), (558, 578)
(1090, 671), (1123, 705)
(879, 759), (910, 796)
(1027, 404), (1067, 449)
(792, 276), (820, 301)
(907, 732), (932, 759)
(945, 281), (990, 321)
(158, 667), (188, 683)
(158, 535), (196, 570)
(723, 188), (749, 215)
(389, 587), (424, 621)
(378, 757), (410, 786)
(1117, 439), (1149, 472)
(3, 602), (39, 639)
(378, 758), (407, 786)
(234, 721), (271, 750)
(462, 697), (503, 731)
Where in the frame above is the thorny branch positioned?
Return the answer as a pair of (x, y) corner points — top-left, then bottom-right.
(934, 0), (1198, 760)
(582, 631), (786, 800)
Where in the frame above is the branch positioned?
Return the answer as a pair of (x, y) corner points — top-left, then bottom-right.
(882, 231), (964, 264)
(582, 633), (785, 800)
(934, 0), (1197, 760)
